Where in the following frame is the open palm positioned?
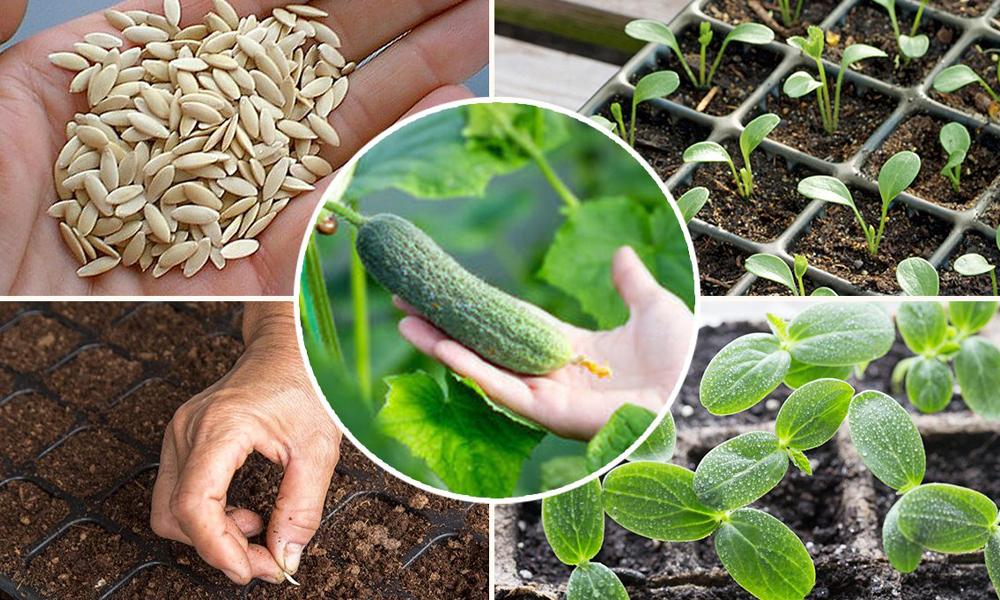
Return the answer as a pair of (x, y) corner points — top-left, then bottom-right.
(0, 0), (486, 295)
(398, 246), (696, 440)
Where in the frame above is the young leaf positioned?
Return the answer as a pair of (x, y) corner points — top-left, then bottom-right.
(788, 26), (824, 59)
(987, 531), (1000, 596)
(896, 301), (948, 355)
(940, 123), (970, 178)
(954, 253), (995, 276)
(699, 333), (791, 415)
(954, 337), (1000, 419)
(905, 356), (953, 413)
(948, 301), (997, 336)
(634, 70), (681, 104)
(602, 462), (721, 541)
(693, 431), (790, 511)
(848, 390), (926, 492)
(784, 359), (853, 389)
(787, 302), (896, 366)
(676, 187), (710, 222)
(897, 483), (998, 554)
(810, 287), (838, 296)
(586, 404), (657, 471)
(715, 508), (816, 600)
(898, 34), (930, 59)
(566, 562), (630, 600)
(542, 478), (605, 566)
(630, 411), (676, 463)
(745, 254), (797, 295)
(798, 175), (854, 206)
(878, 151), (921, 207)
(740, 114), (780, 164)
(934, 64), (985, 93)
(775, 378), (855, 451)
(783, 71), (823, 98)
(591, 115), (617, 132)
(683, 141), (733, 164)
(896, 257), (940, 296)
(624, 19), (679, 50)
(842, 44), (889, 69)
(725, 22), (776, 45)
(787, 447), (813, 475)
(883, 500), (925, 573)
(794, 254), (808, 280)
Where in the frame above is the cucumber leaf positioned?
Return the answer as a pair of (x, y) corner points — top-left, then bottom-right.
(787, 302), (895, 366)
(540, 456), (590, 492)
(948, 301), (997, 337)
(905, 357), (953, 413)
(377, 372), (544, 497)
(897, 483), (998, 554)
(566, 562), (629, 600)
(784, 358), (853, 389)
(987, 530), (1000, 595)
(602, 462), (721, 541)
(745, 254), (797, 294)
(883, 500), (924, 573)
(464, 103), (569, 165)
(586, 404), (657, 471)
(775, 378), (855, 451)
(954, 337), (1000, 419)
(896, 302), (948, 355)
(693, 431), (789, 511)
(542, 478), (605, 565)
(630, 411), (676, 463)
(699, 333), (790, 415)
(896, 257), (940, 296)
(848, 390), (925, 492)
(715, 508), (816, 600)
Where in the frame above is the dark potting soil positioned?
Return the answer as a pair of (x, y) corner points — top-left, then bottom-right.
(864, 113), (1000, 210)
(633, 24), (782, 117)
(111, 565), (215, 600)
(703, 0), (840, 37)
(105, 304), (208, 366)
(693, 237), (750, 296)
(36, 428), (141, 499)
(791, 192), (952, 294)
(981, 199), (1000, 227)
(932, 40), (1000, 122)
(0, 481), (69, 575)
(940, 231), (1000, 295)
(45, 346), (143, 412)
(828, 3), (956, 87)
(105, 380), (190, 449)
(761, 81), (897, 163)
(26, 524), (141, 599)
(901, 563), (997, 599)
(402, 531), (490, 599)
(683, 148), (814, 243)
(49, 303), (136, 337)
(0, 393), (75, 469)
(934, 0), (993, 17)
(169, 333), (245, 394)
(0, 315), (81, 375)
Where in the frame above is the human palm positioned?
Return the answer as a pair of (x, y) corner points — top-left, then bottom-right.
(0, 0), (486, 295)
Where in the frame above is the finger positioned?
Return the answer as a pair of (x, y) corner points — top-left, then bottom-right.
(433, 340), (536, 415)
(247, 544), (286, 585)
(398, 315), (449, 356)
(267, 445), (338, 575)
(612, 246), (664, 310)
(402, 84), (475, 117)
(150, 427), (191, 544)
(226, 507), (264, 538)
(392, 296), (420, 317)
(0, 0), (27, 43)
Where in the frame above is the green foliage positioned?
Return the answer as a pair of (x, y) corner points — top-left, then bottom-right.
(630, 411), (677, 463)
(954, 252), (998, 296)
(542, 478), (604, 565)
(700, 333), (790, 415)
(905, 357), (953, 413)
(897, 301), (947, 355)
(883, 501), (925, 573)
(683, 114), (780, 200)
(939, 122), (971, 193)
(934, 64), (1000, 104)
(676, 187), (709, 222)
(776, 0), (806, 27)
(949, 300), (998, 336)
(896, 256), (940, 296)
(586, 404), (657, 471)
(694, 431), (789, 510)
(870, 0), (930, 59)
(987, 532), (1000, 595)
(607, 70), (680, 147)
(745, 253), (836, 296)
(897, 483), (998, 554)
(775, 379), (855, 451)
(566, 562), (630, 600)
(848, 390), (926, 492)
(954, 337), (1000, 419)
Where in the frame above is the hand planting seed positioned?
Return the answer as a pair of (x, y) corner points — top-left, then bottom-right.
(682, 113), (780, 200)
(939, 122), (970, 193)
(625, 19), (774, 90)
(604, 70), (680, 147)
(797, 150), (921, 256)
(896, 256), (939, 296)
(47, 0), (350, 279)
(675, 186), (709, 222)
(744, 253), (837, 296)
(953, 228), (1000, 295)
(871, 0), (931, 60)
(934, 64), (1000, 113)
(784, 26), (886, 134)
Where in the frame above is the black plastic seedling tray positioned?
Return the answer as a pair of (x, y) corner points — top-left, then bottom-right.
(582, 0), (1000, 295)
(0, 303), (485, 600)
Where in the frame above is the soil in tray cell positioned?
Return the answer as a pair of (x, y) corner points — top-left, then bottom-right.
(932, 40), (1000, 122)
(44, 346), (143, 411)
(0, 314), (82, 374)
(49, 303), (136, 336)
(169, 334), (243, 394)
(0, 392), (75, 468)
(25, 523), (140, 599)
(107, 565), (216, 600)
(981, 198), (1000, 227)
(631, 24), (782, 117)
(864, 113), (1000, 210)
(0, 480), (70, 574)
(102, 469), (157, 539)
(401, 531), (490, 600)
(105, 380), (189, 448)
(935, 0), (993, 17)
(791, 191), (952, 294)
(940, 231), (1000, 295)
(703, 0), (840, 37)
(921, 431), (1000, 505)
(694, 236), (751, 296)
(828, 3), (957, 87)
(105, 304), (207, 366)
(683, 148), (813, 243)
(901, 563), (996, 598)
(36, 428), (141, 499)
(760, 79), (897, 163)
(746, 274), (829, 295)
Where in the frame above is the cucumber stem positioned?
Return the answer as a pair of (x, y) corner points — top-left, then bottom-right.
(350, 231), (373, 408)
(304, 236), (345, 366)
(324, 201), (368, 227)
(573, 356), (612, 379)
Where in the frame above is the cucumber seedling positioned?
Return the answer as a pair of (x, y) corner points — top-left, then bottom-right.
(625, 19), (775, 90)
(871, 0), (931, 60)
(797, 150), (921, 256)
(896, 256), (940, 296)
(784, 26), (887, 134)
(676, 187), (710, 222)
(934, 62), (1000, 114)
(939, 122), (970, 193)
(682, 113), (781, 200)
(892, 301), (1000, 418)
(953, 227), (1000, 295)
(599, 70), (680, 147)
(775, 0), (806, 28)
(744, 253), (837, 296)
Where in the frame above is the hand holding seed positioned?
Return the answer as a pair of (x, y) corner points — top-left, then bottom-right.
(397, 246), (696, 440)
(150, 302), (342, 585)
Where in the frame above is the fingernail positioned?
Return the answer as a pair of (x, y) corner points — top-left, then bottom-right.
(283, 543), (303, 574)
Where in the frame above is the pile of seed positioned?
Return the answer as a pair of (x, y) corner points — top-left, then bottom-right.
(48, 0), (351, 278)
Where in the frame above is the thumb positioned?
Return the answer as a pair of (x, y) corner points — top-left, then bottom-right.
(0, 0), (27, 44)
(612, 246), (663, 310)
(267, 445), (338, 575)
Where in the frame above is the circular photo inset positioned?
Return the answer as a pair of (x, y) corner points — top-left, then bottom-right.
(297, 99), (699, 500)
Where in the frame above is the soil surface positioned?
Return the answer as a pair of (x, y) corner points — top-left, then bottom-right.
(939, 231), (1000, 295)
(634, 23), (781, 117)
(828, 3), (956, 87)
(761, 80), (897, 162)
(932, 40), (1000, 122)
(864, 113), (1000, 209)
(933, 0), (993, 17)
(981, 199), (1000, 227)
(791, 191), (952, 294)
(704, 0), (840, 37)
(693, 237), (749, 296)
(683, 147), (814, 242)
(0, 393), (75, 470)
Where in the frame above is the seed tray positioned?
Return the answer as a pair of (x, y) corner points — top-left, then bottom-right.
(0, 303), (487, 600)
(581, 0), (1000, 296)
(495, 322), (1000, 598)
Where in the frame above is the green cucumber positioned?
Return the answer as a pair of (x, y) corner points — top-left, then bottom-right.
(328, 205), (598, 376)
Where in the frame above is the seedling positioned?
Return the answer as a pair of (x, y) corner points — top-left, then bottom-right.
(601, 70), (680, 147)
(896, 256), (940, 296)
(934, 63), (1000, 105)
(682, 113), (781, 199)
(776, 0), (806, 28)
(784, 26), (887, 134)
(676, 187), (709, 222)
(871, 0), (931, 60)
(939, 122), (970, 193)
(953, 227), (1000, 295)
(892, 301), (1000, 418)
(797, 150), (921, 256)
(625, 19), (775, 90)
(744, 253), (837, 296)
